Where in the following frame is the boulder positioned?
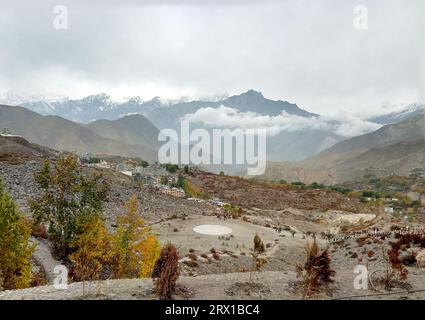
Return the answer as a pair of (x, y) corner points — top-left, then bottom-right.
(416, 249), (425, 268)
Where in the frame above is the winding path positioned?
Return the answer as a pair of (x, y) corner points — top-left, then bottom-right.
(30, 237), (63, 284)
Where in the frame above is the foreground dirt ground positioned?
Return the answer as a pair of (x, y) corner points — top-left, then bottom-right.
(1, 267), (425, 300)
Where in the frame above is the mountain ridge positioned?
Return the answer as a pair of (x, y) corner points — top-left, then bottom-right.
(258, 113), (425, 184)
(0, 105), (158, 162)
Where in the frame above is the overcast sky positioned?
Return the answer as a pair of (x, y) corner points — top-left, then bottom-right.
(0, 0), (423, 116)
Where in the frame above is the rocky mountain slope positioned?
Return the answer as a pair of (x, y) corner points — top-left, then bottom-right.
(259, 113), (425, 184)
(0, 105), (158, 162)
(87, 114), (160, 157)
(302, 113), (425, 170)
(186, 171), (371, 212)
(0, 135), (58, 164)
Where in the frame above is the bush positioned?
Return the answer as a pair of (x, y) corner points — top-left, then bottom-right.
(0, 179), (34, 290)
(250, 234), (267, 281)
(296, 239), (335, 299)
(152, 243), (180, 300)
(183, 260), (198, 268)
(165, 164), (179, 173)
(183, 179), (205, 198)
(223, 204), (243, 219)
(30, 270), (48, 288)
(356, 236), (369, 247)
(31, 222), (48, 239)
(188, 253), (197, 261)
(373, 244), (409, 291)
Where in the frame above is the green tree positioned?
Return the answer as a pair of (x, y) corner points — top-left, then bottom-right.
(165, 164), (179, 173)
(176, 175), (185, 189)
(0, 179), (34, 290)
(29, 156), (110, 257)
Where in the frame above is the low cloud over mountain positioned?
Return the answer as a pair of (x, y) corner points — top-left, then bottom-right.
(183, 105), (381, 138)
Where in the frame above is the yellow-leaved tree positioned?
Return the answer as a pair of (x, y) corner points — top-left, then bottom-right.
(111, 195), (160, 278)
(69, 215), (112, 282)
(0, 179), (34, 290)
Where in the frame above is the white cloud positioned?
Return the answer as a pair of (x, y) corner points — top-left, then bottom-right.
(182, 105), (381, 137)
(0, 0), (422, 114)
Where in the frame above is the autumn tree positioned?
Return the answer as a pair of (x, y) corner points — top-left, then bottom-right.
(111, 195), (160, 278)
(0, 179), (34, 290)
(69, 215), (112, 282)
(152, 242), (180, 300)
(29, 156), (110, 257)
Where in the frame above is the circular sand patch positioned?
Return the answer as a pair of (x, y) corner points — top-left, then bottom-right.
(193, 225), (233, 236)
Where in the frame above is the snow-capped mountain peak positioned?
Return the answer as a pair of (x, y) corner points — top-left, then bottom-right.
(368, 103), (424, 125)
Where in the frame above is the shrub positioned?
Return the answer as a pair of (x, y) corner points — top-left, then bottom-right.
(152, 243), (180, 300)
(250, 234), (267, 281)
(212, 252), (220, 260)
(188, 253), (197, 261)
(165, 164), (179, 173)
(30, 270), (48, 287)
(0, 179), (34, 290)
(31, 222), (48, 239)
(223, 204), (243, 219)
(356, 236), (369, 247)
(296, 239), (335, 299)
(388, 243), (409, 281)
(183, 260), (198, 268)
(253, 233), (265, 254)
(183, 179), (205, 198)
(372, 244), (409, 291)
